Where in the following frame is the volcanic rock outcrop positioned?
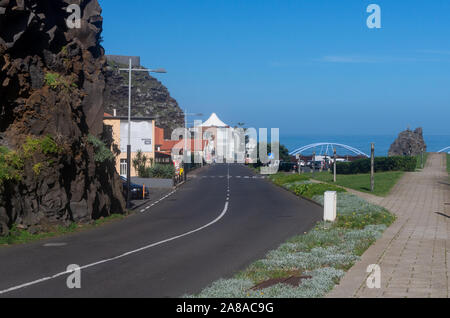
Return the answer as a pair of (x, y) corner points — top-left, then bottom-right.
(103, 58), (184, 139)
(389, 127), (427, 156)
(0, 0), (125, 236)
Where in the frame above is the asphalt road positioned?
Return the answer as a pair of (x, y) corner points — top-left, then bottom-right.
(0, 164), (322, 298)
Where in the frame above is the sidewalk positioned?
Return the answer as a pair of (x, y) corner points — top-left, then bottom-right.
(327, 153), (449, 298)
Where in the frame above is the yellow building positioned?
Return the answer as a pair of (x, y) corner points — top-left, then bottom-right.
(103, 113), (156, 177)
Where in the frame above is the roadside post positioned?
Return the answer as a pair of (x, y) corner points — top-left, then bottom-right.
(312, 151), (316, 177)
(323, 191), (337, 222)
(370, 143), (375, 192)
(421, 148), (424, 169)
(333, 148), (337, 183)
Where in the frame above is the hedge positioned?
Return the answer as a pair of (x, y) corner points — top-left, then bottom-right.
(336, 156), (417, 175)
(139, 164), (175, 179)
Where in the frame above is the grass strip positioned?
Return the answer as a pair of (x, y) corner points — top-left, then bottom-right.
(0, 213), (131, 247)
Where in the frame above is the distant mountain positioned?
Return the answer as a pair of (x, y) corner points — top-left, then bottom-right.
(103, 57), (184, 139)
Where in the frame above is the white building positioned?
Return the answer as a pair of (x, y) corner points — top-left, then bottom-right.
(195, 113), (256, 163)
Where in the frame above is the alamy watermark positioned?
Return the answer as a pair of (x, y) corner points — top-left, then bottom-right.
(66, 4), (81, 29)
(366, 4), (382, 29)
(366, 264), (381, 289)
(170, 123), (281, 174)
(66, 264), (81, 289)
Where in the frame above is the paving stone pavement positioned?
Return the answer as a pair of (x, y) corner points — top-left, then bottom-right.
(327, 153), (449, 298)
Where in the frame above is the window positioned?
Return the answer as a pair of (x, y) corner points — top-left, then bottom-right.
(120, 159), (127, 176)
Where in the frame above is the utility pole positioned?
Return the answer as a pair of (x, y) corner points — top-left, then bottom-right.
(312, 151), (316, 177)
(119, 59), (166, 208)
(371, 143), (375, 192)
(333, 148), (337, 183)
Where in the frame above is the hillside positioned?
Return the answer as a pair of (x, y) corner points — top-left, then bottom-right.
(103, 59), (184, 138)
(0, 0), (125, 235)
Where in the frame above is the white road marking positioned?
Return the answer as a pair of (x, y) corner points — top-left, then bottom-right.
(0, 174), (230, 296)
(198, 175), (267, 180)
(140, 190), (176, 213)
(43, 243), (67, 247)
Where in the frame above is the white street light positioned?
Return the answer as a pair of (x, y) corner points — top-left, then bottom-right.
(119, 58), (167, 208)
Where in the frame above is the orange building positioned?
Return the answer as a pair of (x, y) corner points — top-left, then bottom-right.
(103, 113), (156, 177)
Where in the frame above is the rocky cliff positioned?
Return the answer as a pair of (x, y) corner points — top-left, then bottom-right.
(389, 127), (427, 156)
(103, 59), (184, 139)
(0, 0), (125, 236)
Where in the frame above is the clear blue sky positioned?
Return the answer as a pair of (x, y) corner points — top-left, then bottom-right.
(99, 0), (450, 136)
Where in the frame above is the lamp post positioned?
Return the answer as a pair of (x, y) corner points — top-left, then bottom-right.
(119, 58), (167, 208)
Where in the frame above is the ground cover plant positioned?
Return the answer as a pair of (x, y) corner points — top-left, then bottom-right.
(188, 174), (395, 298)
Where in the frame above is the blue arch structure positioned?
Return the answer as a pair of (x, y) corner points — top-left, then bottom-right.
(438, 146), (450, 153)
(289, 142), (370, 158)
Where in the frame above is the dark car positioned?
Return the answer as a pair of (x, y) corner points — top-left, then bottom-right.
(278, 161), (298, 172)
(120, 176), (150, 200)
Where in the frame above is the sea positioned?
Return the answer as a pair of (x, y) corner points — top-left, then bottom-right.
(280, 134), (450, 157)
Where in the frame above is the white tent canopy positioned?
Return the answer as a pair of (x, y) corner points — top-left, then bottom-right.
(200, 113), (229, 128)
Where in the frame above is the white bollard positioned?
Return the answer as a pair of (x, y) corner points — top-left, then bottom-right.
(323, 191), (337, 222)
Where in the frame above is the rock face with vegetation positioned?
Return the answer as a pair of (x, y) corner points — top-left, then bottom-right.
(103, 60), (184, 139)
(388, 127), (427, 156)
(0, 0), (125, 236)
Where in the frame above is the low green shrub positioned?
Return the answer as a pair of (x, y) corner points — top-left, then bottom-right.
(88, 134), (114, 163)
(44, 72), (77, 90)
(22, 135), (61, 158)
(140, 164), (175, 179)
(334, 211), (395, 230)
(0, 147), (23, 183)
(0, 136), (62, 183)
(44, 72), (62, 89)
(292, 183), (346, 199)
(269, 173), (310, 186)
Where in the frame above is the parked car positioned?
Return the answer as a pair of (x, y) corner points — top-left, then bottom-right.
(307, 161), (325, 170)
(120, 176), (150, 200)
(279, 161), (298, 172)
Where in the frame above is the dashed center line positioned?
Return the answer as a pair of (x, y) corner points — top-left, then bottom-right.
(201, 175), (267, 179)
(140, 189), (177, 213)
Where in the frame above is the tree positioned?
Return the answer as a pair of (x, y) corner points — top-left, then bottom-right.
(254, 142), (292, 167)
(132, 150), (148, 177)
